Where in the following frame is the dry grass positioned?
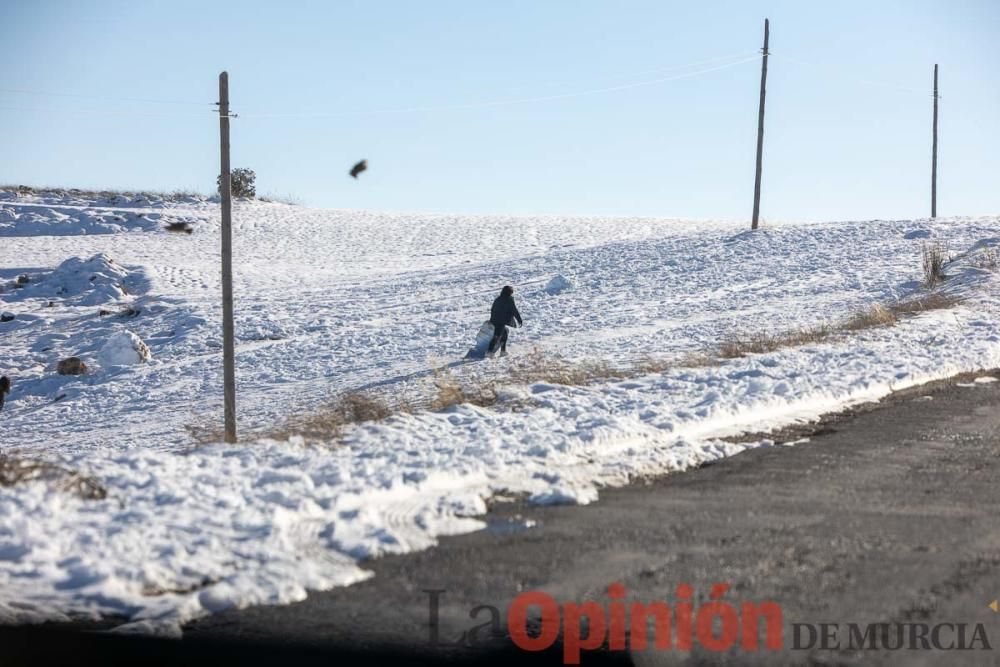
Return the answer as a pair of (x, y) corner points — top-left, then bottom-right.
(429, 366), (498, 410)
(184, 421), (227, 446)
(719, 325), (832, 358)
(184, 392), (400, 445)
(508, 347), (630, 387)
(842, 303), (899, 330)
(923, 243), (947, 287)
(186, 391), (406, 445)
(719, 290), (964, 359)
(630, 354), (674, 374)
(889, 291), (964, 315)
(269, 391), (407, 441)
(0, 453), (107, 500)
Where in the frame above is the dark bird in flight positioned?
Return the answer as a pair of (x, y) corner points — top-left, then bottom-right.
(349, 160), (368, 179)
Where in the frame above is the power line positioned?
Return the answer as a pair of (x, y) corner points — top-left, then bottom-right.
(0, 105), (210, 119)
(238, 54), (763, 119)
(0, 51), (759, 120)
(0, 87), (211, 107)
(0, 53), (760, 121)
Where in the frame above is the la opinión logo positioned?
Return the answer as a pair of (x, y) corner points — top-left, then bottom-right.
(426, 583), (782, 664)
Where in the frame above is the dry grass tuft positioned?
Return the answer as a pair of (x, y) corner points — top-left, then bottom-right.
(429, 366), (498, 410)
(0, 453), (107, 500)
(923, 243), (947, 287)
(508, 347), (629, 387)
(274, 391), (405, 441)
(186, 391), (406, 445)
(338, 391), (397, 422)
(842, 303), (899, 331)
(889, 291), (964, 315)
(719, 326), (832, 359)
(630, 354), (674, 374)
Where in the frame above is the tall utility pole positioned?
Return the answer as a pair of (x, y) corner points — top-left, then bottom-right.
(751, 18), (770, 230)
(218, 71), (237, 444)
(931, 63), (939, 219)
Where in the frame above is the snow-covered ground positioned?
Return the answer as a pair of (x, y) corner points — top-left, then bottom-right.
(1, 188), (998, 635)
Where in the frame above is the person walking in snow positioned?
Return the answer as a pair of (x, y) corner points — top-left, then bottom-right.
(488, 285), (522, 357)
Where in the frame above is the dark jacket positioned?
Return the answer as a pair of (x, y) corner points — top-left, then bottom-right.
(490, 294), (522, 329)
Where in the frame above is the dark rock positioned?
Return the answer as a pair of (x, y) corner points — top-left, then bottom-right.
(57, 357), (87, 376)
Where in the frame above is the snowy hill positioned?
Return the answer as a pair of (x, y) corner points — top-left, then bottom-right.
(1, 188), (999, 634)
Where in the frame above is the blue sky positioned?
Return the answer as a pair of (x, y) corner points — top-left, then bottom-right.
(2, 0), (997, 220)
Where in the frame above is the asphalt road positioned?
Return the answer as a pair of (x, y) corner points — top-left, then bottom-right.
(177, 369), (1000, 664)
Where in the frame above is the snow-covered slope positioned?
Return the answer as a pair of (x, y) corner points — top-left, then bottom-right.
(1, 189), (998, 634)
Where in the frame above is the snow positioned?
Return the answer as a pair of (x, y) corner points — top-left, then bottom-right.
(1, 189), (999, 634)
(98, 331), (151, 367)
(543, 273), (574, 294)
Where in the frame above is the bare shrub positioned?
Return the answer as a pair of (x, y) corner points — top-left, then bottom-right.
(922, 243), (947, 287)
(0, 454), (106, 500)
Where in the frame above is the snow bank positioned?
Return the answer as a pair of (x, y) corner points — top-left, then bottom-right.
(0, 197), (206, 237)
(0, 207), (160, 236)
(9, 254), (131, 306)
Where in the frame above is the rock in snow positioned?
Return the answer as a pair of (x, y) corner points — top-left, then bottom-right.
(99, 331), (152, 367)
(57, 357), (87, 375)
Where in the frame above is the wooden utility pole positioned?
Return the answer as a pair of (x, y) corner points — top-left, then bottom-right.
(931, 63), (939, 219)
(218, 71), (237, 443)
(751, 18), (770, 230)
